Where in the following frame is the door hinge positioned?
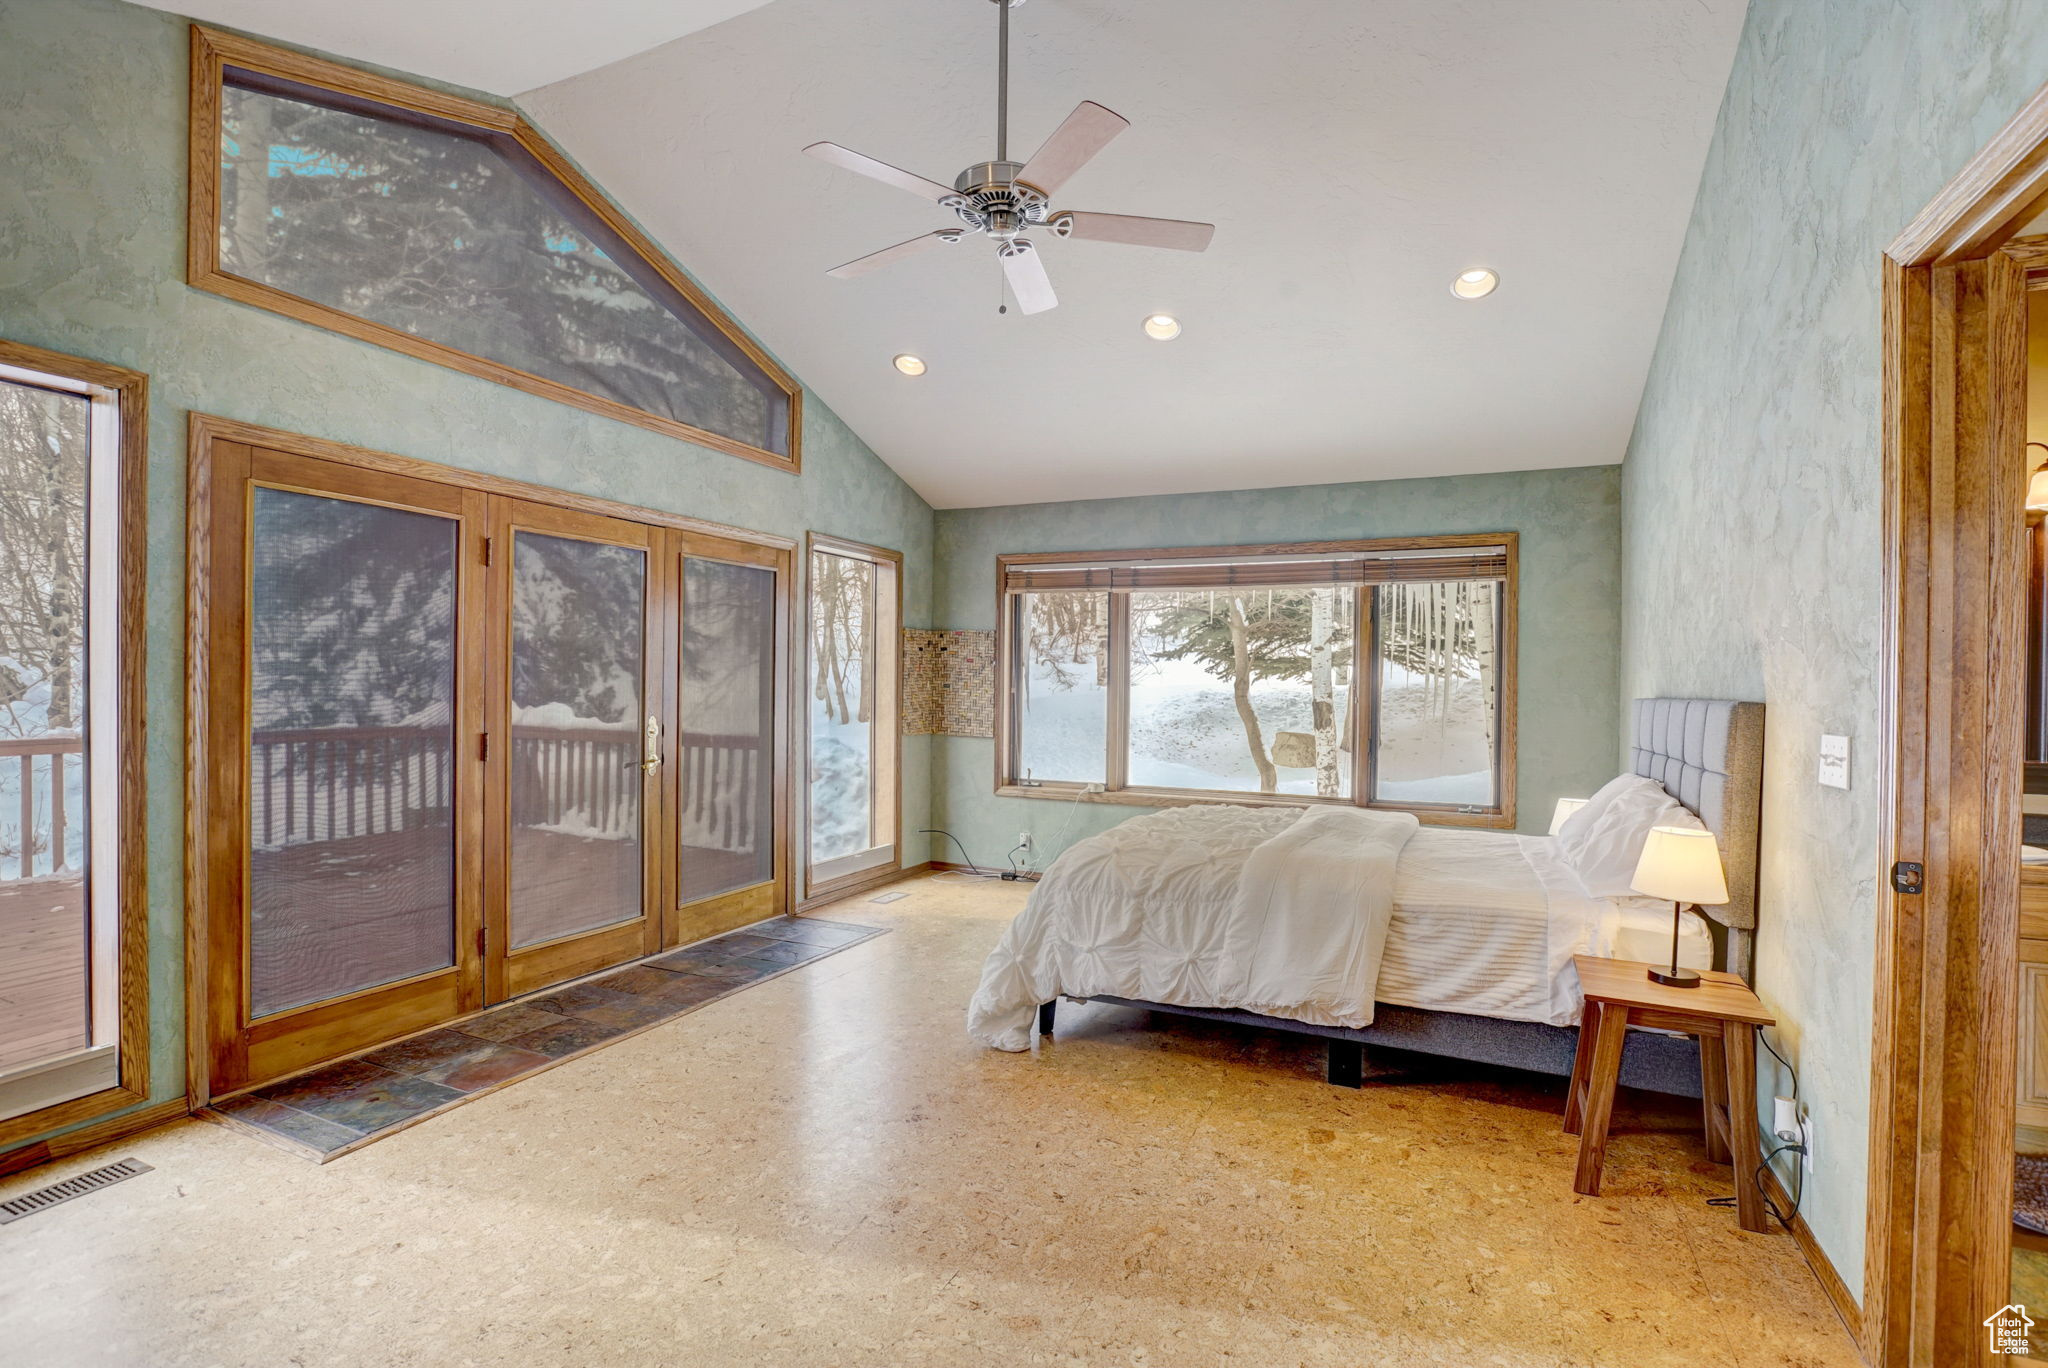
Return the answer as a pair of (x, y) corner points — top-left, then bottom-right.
(479, 731), (490, 762)
(482, 536), (493, 566)
(1891, 861), (1924, 895)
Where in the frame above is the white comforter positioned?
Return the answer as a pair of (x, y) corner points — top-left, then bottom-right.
(966, 805), (1418, 1052)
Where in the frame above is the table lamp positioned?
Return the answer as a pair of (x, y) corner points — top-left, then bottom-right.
(1549, 797), (1588, 835)
(1630, 825), (1727, 988)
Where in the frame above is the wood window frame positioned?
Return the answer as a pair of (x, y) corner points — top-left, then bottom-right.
(1864, 76), (2048, 1367)
(185, 412), (797, 1105)
(801, 533), (904, 906)
(186, 25), (804, 474)
(0, 339), (149, 1150)
(992, 534), (1519, 830)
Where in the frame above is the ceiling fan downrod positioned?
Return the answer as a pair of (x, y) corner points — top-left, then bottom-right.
(994, 0), (1022, 163)
(801, 0), (1213, 316)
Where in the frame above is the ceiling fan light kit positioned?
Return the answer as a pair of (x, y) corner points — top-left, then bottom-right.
(803, 0), (1213, 316)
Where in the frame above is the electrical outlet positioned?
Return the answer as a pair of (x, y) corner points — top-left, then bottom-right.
(1017, 832), (1032, 851)
(1802, 1113), (1815, 1175)
(1772, 1096), (1800, 1142)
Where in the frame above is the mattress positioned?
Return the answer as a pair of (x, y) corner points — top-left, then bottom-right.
(1377, 828), (1713, 1025)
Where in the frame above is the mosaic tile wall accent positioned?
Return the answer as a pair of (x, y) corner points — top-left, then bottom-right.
(903, 629), (994, 738)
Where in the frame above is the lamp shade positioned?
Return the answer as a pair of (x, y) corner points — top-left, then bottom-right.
(1630, 825), (1728, 905)
(1549, 797), (1589, 835)
(2031, 467), (2048, 512)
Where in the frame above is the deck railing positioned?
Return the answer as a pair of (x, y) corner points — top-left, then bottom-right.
(678, 731), (763, 855)
(244, 724), (764, 856)
(0, 734), (83, 880)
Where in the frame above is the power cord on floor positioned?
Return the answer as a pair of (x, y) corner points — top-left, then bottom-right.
(1707, 1028), (1804, 1227)
(919, 829), (1007, 880)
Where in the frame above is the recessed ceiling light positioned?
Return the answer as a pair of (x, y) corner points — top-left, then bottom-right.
(892, 354), (927, 376)
(1451, 268), (1499, 300)
(1143, 313), (1181, 340)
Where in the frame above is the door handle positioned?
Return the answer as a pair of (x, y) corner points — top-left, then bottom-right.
(639, 714), (662, 773)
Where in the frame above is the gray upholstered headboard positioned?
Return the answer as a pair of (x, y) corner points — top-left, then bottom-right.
(1628, 698), (1765, 981)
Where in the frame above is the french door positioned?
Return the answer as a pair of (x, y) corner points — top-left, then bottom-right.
(667, 534), (790, 945)
(196, 432), (790, 1095)
(485, 500), (663, 1000)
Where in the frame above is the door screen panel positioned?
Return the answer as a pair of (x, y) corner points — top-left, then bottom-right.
(247, 487), (459, 1018)
(508, 532), (646, 949)
(678, 557), (776, 903)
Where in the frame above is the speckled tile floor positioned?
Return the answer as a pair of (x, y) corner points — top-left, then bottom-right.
(0, 874), (1858, 1368)
(205, 916), (886, 1159)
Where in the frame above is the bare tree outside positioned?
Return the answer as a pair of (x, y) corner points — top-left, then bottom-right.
(809, 552), (877, 862)
(0, 379), (88, 882)
(0, 380), (86, 741)
(1012, 578), (1498, 804)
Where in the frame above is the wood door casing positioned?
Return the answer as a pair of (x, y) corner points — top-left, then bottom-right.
(485, 499), (666, 1002)
(200, 445), (489, 1093)
(1871, 247), (2030, 1366)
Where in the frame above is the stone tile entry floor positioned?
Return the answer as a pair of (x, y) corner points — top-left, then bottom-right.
(202, 915), (886, 1161)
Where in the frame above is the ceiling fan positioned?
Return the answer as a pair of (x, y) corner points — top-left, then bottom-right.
(802, 0), (1214, 316)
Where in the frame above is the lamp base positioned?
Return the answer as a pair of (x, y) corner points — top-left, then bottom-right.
(1647, 965), (1702, 989)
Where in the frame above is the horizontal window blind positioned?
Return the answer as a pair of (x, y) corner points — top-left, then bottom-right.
(1003, 545), (1509, 593)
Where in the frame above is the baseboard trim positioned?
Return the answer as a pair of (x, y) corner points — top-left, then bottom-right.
(930, 860), (1041, 882)
(798, 861), (934, 912)
(0, 1098), (191, 1179)
(1761, 1166), (1862, 1356)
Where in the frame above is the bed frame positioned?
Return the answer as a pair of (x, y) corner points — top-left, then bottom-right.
(1038, 698), (1765, 1099)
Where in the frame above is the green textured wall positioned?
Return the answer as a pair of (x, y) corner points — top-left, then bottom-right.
(930, 465), (1624, 867)
(1620, 0), (2048, 1292)
(0, 0), (934, 1151)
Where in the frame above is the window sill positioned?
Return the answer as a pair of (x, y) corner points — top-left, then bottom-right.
(0, 1075), (150, 1150)
(994, 784), (1514, 829)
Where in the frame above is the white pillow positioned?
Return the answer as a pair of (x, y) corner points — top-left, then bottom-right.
(1554, 774), (1706, 899)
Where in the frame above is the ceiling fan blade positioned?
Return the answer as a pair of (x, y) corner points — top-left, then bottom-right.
(1053, 211), (1215, 253)
(803, 142), (958, 203)
(826, 231), (963, 279)
(999, 241), (1058, 315)
(1017, 101), (1129, 197)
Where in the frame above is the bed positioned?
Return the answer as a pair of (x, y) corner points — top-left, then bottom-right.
(966, 698), (1763, 1098)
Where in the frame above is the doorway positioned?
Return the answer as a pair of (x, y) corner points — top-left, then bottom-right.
(1869, 86), (2048, 1368)
(189, 417), (793, 1098)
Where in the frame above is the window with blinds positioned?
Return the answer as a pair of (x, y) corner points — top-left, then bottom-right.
(996, 537), (1515, 822)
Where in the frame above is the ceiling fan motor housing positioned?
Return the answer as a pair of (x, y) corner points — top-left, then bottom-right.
(952, 160), (1050, 238)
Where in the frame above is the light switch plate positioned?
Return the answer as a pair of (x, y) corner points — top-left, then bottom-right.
(1818, 734), (1850, 790)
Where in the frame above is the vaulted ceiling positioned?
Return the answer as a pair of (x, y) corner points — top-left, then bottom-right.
(138, 0), (1748, 508)
(147, 0), (779, 93)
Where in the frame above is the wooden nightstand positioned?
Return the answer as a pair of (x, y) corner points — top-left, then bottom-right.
(1564, 954), (1778, 1233)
